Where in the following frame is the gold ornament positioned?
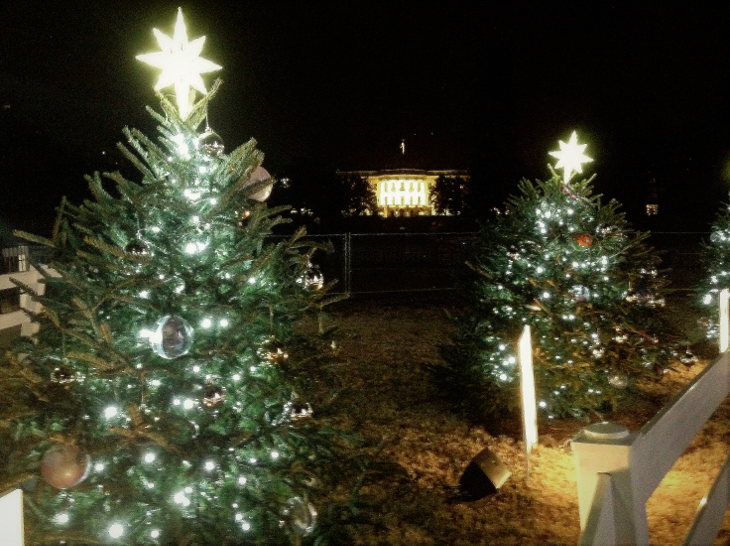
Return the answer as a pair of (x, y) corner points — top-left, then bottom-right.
(573, 233), (592, 248)
(238, 210), (252, 228)
(40, 444), (91, 490)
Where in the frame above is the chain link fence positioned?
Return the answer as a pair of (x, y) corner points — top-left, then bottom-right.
(0, 232), (710, 306)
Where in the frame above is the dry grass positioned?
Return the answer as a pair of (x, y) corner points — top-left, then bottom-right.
(327, 293), (730, 545)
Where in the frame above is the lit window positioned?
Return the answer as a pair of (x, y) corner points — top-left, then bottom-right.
(646, 204), (659, 216)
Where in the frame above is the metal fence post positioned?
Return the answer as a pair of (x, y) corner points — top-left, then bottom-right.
(344, 233), (352, 295)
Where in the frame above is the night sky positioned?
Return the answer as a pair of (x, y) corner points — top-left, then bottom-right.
(2, 2), (730, 235)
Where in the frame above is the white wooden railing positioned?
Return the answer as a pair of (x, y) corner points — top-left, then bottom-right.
(574, 289), (730, 545)
(0, 266), (57, 336)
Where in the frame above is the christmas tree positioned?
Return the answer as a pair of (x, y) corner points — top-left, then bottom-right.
(1, 9), (355, 545)
(697, 201), (730, 342)
(437, 132), (679, 422)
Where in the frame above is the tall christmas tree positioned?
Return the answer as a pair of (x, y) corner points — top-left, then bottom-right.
(437, 132), (679, 422)
(0, 9), (354, 545)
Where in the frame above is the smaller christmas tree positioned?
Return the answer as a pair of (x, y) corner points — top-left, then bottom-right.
(697, 201), (730, 341)
(437, 132), (680, 422)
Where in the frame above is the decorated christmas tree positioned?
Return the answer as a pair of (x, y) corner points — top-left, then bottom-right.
(437, 132), (680, 422)
(0, 9), (355, 545)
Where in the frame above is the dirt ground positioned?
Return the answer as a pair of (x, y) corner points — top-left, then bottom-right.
(326, 292), (730, 545)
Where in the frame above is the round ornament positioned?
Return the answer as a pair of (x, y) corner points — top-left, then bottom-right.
(301, 271), (324, 290)
(608, 374), (628, 389)
(199, 130), (224, 157)
(290, 401), (313, 423)
(151, 315), (194, 359)
(242, 166), (273, 202)
(285, 497), (317, 536)
(50, 364), (77, 385)
(40, 444), (91, 490)
(569, 285), (590, 302)
(573, 233), (593, 248)
(238, 210), (252, 228)
(125, 240), (149, 256)
(202, 385), (226, 408)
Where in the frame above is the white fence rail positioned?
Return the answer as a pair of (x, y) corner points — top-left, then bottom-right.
(0, 266), (58, 336)
(574, 348), (730, 545)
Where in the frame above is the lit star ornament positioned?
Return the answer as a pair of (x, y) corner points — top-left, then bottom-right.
(549, 131), (593, 184)
(136, 8), (221, 120)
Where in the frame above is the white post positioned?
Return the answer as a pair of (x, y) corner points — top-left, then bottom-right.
(519, 325), (538, 454)
(720, 288), (729, 353)
(573, 422), (649, 545)
(0, 489), (24, 545)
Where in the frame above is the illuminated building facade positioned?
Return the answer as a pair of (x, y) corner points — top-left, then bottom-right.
(339, 168), (469, 217)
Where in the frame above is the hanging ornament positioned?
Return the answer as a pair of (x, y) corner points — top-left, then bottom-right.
(238, 210), (252, 228)
(290, 401), (313, 423)
(284, 497), (317, 537)
(50, 362), (77, 385)
(569, 285), (590, 302)
(125, 239), (149, 256)
(202, 385), (226, 408)
(135, 8), (222, 120)
(573, 233), (593, 248)
(242, 166), (273, 202)
(40, 444), (91, 490)
(199, 129), (224, 157)
(151, 315), (194, 359)
(266, 345), (289, 365)
(607, 374), (628, 389)
(299, 271), (324, 290)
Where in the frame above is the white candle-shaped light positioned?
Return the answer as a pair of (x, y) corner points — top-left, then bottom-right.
(519, 325), (538, 454)
(0, 489), (24, 545)
(720, 288), (729, 352)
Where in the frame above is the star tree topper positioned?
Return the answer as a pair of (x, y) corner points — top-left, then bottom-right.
(549, 131), (593, 184)
(136, 8), (221, 120)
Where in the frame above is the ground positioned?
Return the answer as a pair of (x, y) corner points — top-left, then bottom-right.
(3, 290), (730, 544)
(325, 292), (730, 545)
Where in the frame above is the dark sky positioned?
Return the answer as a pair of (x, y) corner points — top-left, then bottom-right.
(2, 2), (730, 234)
